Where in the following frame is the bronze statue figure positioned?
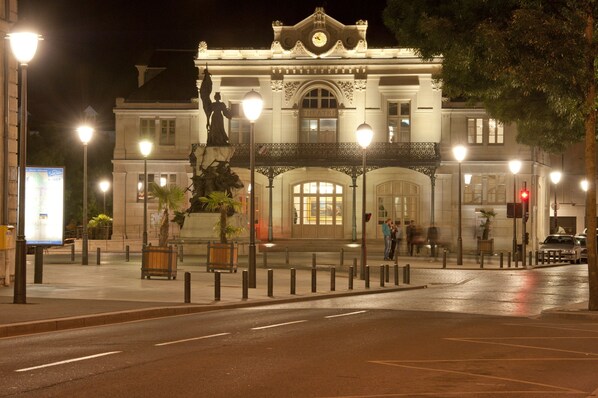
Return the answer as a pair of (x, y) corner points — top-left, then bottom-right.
(200, 68), (231, 146)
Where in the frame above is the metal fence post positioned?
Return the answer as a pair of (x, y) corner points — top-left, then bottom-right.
(311, 268), (317, 293)
(348, 266), (354, 290)
(290, 268), (296, 295)
(403, 264), (411, 284)
(385, 264), (390, 283)
(442, 250), (447, 269)
(214, 272), (221, 301)
(394, 263), (399, 285)
(365, 265), (370, 288)
(330, 267), (335, 291)
(353, 257), (357, 277)
(380, 265), (385, 287)
(71, 244), (75, 262)
(242, 270), (248, 299)
(97, 247), (101, 265)
(508, 252), (512, 268)
(500, 252), (504, 268)
(184, 272), (191, 303)
(267, 269), (273, 297)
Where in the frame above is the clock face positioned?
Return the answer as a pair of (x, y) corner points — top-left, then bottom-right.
(311, 31), (328, 47)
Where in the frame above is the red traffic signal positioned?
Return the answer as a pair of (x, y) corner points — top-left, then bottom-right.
(520, 189), (530, 202)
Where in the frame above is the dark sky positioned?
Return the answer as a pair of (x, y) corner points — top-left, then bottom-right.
(19, 0), (396, 130)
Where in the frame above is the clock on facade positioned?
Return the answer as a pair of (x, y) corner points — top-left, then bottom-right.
(311, 31), (328, 47)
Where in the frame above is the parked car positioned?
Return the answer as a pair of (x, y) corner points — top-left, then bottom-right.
(575, 235), (587, 263)
(539, 234), (582, 264)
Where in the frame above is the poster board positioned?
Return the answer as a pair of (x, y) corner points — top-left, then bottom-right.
(25, 167), (64, 245)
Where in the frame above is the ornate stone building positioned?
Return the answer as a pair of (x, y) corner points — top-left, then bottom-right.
(113, 8), (579, 254)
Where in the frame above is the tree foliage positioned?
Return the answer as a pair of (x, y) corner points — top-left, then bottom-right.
(384, 0), (597, 152)
(149, 183), (185, 247)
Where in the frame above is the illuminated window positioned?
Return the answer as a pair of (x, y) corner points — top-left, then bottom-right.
(464, 174), (506, 204)
(137, 173), (176, 201)
(140, 118), (155, 139)
(388, 101), (411, 143)
(299, 88), (338, 143)
(228, 103), (251, 144)
(376, 181), (419, 238)
(467, 118), (504, 145)
(292, 182), (343, 226)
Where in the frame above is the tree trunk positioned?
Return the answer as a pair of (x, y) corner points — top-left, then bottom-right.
(583, 8), (597, 311)
(159, 209), (169, 247)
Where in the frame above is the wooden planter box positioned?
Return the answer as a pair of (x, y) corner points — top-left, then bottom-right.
(207, 242), (238, 273)
(141, 245), (177, 279)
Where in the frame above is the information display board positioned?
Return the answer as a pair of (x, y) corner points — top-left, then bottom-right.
(25, 167), (64, 245)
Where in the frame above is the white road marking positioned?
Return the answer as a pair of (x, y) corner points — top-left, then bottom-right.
(15, 351), (121, 372)
(155, 332), (230, 346)
(325, 310), (367, 319)
(251, 320), (307, 330)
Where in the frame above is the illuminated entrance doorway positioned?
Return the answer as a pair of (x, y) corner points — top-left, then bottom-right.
(376, 181), (420, 238)
(292, 181), (344, 238)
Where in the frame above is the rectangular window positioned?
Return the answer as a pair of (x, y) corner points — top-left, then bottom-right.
(229, 103), (251, 144)
(140, 118), (156, 139)
(463, 174), (506, 205)
(388, 101), (411, 143)
(137, 173), (176, 201)
(488, 119), (504, 145)
(467, 118), (484, 144)
(160, 120), (175, 146)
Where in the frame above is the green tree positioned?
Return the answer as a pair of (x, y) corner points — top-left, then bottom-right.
(199, 191), (242, 244)
(384, 0), (597, 309)
(148, 183), (185, 247)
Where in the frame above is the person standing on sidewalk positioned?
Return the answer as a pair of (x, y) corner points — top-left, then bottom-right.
(395, 220), (403, 257)
(388, 221), (397, 260)
(406, 220), (416, 256)
(382, 218), (392, 260)
(427, 223), (439, 260)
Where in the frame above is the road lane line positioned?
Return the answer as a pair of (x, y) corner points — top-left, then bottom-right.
(325, 310), (367, 319)
(445, 337), (598, 356)
(155, 332), (230, 346)
(15, 351), (121, 372)
(251, 320), (307, 330)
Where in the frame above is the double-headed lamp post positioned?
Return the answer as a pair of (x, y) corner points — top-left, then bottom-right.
(550, 171), (562, 233)
(242, 90), (263, 289)
(453, 145), (467, 265)
(508, 160), (522, 257)
(9, 29), (40, 304)
(77, 126), (93, 266)
(139, 140), (153, 247)
(356, 123), (373, 280)
(99, 180), (110, 214)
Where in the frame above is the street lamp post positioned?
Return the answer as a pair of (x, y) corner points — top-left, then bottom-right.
(550, 171), (562, 233)
(356, 124), (374, 280)
(508, 160), (522, 258)
(9, 30), (40, 304)
(453, 145), (467, 265)
(77, 126), (93, 265)
(581, 179), (589, 193)
(99, 180), (110, 214)
(242, 90), (263, 289)
(139, 140), (153, 247)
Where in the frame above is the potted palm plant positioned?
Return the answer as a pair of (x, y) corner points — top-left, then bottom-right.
(477, 209), (497, 258)
(141, 183), (185, 279)
(199, 191), (243, 272)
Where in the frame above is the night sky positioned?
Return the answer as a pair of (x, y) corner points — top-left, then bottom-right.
(19, 0), (396, 130)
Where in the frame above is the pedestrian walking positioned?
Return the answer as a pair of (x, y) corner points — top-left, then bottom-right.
(406, 220), (416, 256)
(382, 218), (392, 260)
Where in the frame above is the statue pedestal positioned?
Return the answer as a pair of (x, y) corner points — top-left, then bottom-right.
(180, 212), (247, 255)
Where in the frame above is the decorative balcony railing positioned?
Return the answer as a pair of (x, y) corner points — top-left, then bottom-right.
(226, 142), (440, 169)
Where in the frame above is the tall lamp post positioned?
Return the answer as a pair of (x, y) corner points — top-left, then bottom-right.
(77, 126), (93, 265)
(99, 180), (110, 214)
(508, 160), (522, 258)
(139, 140), (153, 247)
(453, 145), (467, 265)
(550, 171), (562, 233)
(356, 123), (373, 280)
(242, 90), (263, 289)
(9, 29), (40, 304)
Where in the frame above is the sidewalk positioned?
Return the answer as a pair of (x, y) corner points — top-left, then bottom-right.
(0, 249), (594, 338)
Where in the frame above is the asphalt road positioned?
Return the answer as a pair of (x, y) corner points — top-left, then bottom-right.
(1, 267), (597, 397)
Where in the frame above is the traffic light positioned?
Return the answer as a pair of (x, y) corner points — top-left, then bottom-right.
(524, 232), (529, 245)
(520, 189), (529, 203)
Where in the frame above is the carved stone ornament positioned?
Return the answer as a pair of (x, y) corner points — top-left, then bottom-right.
(198, 41), (208, 55)
(336, 80), (354, 105)
(284, 81), (302, 105)
(271, 79), (284, 92)
(354, 79), (367, 92)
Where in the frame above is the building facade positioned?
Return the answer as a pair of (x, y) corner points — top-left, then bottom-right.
(113, 8), (583, 254)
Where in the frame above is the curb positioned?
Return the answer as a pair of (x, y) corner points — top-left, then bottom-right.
(0, 284), (426, 338)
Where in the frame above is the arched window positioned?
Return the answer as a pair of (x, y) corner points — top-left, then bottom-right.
(300, 88), (338, 143)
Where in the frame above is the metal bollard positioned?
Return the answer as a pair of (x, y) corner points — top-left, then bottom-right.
(263, 251), (268, 269)
(311, 268), (317, 293)
(385, 264), (390, 283)
(500, 252), (504, 268)
(508, 252), (512, 268)
(214, 272), (221, 301)
(365, 265), (370, 288)
(480, 253), (484, 268)
(394, 264), (399, 285)
(340, 248), (344, 267)
(71, 244), (75, 262)
(442, 250), (447, 269)
(312, 253), (316, 268)
(179, 245), (184, 262)
(330, 267), (336, 291)
(353, 258), (357, 277)
(541, 251), (545, 264)
(559, 250), (563, 263)
(348, 266), (354, 290)
(285, 247), (290, 265)
(403, 264), (411, 284)
(184, 272), (191, 303)
(125, 245), (130, 262)
(290, 268), (296, 295)
(379, 265), (385, 287)
(97, 248), (101, 265)
(267, 269), (273, 297)
(528, 251), (532, 266)
(535, 251), (539, 266)
(242, 270), (248, 299)
(34, 246), (43, 284)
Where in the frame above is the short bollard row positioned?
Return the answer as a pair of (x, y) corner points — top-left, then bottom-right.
(200, 263), (412, 303)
